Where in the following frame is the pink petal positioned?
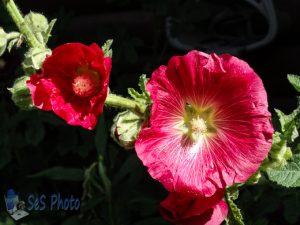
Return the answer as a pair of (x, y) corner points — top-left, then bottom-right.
(135, 50), (274, 196)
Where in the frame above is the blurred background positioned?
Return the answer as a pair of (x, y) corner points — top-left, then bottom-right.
(1, 0), (300, 224)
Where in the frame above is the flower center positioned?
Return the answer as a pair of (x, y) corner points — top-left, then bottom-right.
(72, 67), (100, 98)
(190, 117), (207, 134)
(180, 103), (216, 142)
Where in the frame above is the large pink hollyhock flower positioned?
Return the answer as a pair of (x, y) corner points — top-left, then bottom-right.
(135, 50), (273, 196)
(160, 190), (228, 225)
(27, 43), (111, 130)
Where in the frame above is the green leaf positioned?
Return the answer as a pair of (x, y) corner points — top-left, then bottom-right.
(267, 154), (300, 187)
(102, 39), (113, 57)
(128, 74), (151, 104)
(28, 166), (84, 181)
(288, 74), (300, 92)
(284, 122), (299, 142)
(226, 189), (245, 225)
(275, 108), (300, 132)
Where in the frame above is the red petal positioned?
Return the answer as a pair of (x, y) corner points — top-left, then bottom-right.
(26, 74), (54, 110)
(160, 190), (228, 225)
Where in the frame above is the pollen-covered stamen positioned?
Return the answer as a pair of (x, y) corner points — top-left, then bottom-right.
(188, 116), (208, 142)
(72, 66), (101, 98)
(180, 103), (217, 142)
(190, 117), (207, 134)
(72, 73), (99, 98)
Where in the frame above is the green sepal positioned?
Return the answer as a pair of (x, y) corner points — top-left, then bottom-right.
(43, 19), (57, 44)
(23, 47), (51, 70)
(288, 74), (300, 93)
(246, 170), (262, 185)
(102, 39), (113, 57)
(225, 188), (245, 225)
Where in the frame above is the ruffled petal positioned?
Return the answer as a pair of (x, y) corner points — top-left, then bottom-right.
(51, 93), (97, 130)
(136, 50), (273, 196)
(26, 74), (54, 111)
(27, 42), (111, 130)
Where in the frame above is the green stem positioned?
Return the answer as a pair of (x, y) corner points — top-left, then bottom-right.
(2, 0), (43, 48)
(105, 93), (147, 114)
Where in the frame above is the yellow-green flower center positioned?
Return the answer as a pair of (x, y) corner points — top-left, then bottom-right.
(179, 103), (217, 142)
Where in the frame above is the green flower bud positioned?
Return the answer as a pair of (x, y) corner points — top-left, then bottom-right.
(262, 131), (294, 170)
(24, 12), (56, 45)
(0, 28), (7, 56)
(23, 47), (51, 70)
(25, 12), (49, 33)
(111, 110), (144, 150)
(8, 76), (34, 110)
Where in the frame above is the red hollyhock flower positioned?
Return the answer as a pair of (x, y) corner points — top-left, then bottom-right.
(160, 190), (228, 225)
(135, 51), (273, 196)
(27, 43), (111, 130)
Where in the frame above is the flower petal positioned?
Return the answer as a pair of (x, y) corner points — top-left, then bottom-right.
(26, 74), (54, 111)
(135, 50), (273, 196)
(160, 190), (228, 225)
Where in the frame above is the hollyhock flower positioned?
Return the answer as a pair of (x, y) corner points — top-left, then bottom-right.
(160, 190), (228, 225)
(27, 43), (111, 130)
(135, 50), (273, 196)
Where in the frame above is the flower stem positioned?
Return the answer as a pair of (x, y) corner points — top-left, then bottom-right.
(105, 93), (147, 114)
(2, 0), (43, 48)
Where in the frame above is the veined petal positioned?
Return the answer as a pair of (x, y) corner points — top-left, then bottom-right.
(135, 50), (273, 196)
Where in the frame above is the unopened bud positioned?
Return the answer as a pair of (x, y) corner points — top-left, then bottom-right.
(111, 110), (143, 150)
(8, 76), (34, 110)
(25, 12), (49, 33)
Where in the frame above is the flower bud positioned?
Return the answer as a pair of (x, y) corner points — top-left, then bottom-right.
(8, 76), (34, 110)
(25, 12), (49, 33)
(111, 110), (143, 149)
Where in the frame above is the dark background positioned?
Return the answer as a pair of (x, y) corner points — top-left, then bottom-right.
(1, 0), (300, 225)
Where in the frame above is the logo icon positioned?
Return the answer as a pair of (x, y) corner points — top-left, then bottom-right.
(4, 189), (29, 221)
